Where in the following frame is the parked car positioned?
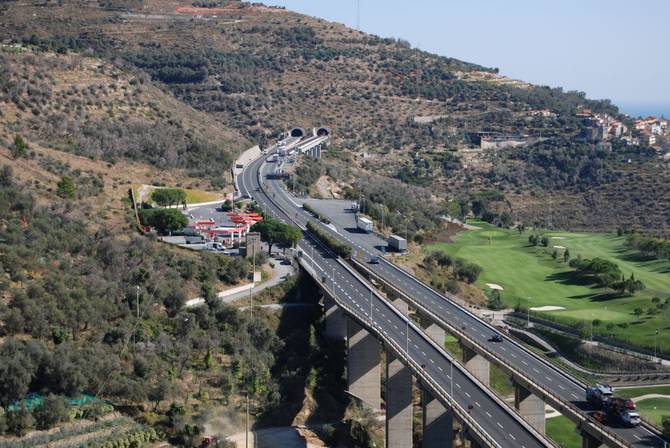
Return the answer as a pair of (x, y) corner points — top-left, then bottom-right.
(369, 256), (381, 264)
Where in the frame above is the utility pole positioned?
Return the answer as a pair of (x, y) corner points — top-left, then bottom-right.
(249, 242), (255, 319)
(134, 285), (140, 351)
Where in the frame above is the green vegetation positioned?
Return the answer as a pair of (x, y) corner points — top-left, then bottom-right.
(635, 397), (670, 427)
(427, 221), (670, 353)
(150, 188), (186, 208)
(306, 221), (352, 259)
(287, 157), (323, 195)
(11, 134), (28, 159)
(251, 217), (302, 255)
(546, 415), (581, 448)
(139, 208), (188, 235)
(56, 175), (76, 199)
(617, 386), (670, 399)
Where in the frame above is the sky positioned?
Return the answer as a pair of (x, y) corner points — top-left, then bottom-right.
(264, 0), (670, 117)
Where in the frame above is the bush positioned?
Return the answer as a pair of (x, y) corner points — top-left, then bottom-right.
(6, 405), (34, 436)
(33, 394), (69, 430)
(306, 221), (351, 259)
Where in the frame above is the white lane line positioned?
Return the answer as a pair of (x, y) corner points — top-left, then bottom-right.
(485, 411), (492, 418)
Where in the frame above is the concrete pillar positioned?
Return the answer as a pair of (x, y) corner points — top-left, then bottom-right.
(386, 352), (412, 448)
(324, 295), (346, 341)
(416, 311), (445, 348)
(581, 432), (605, 448)
(424, 321), (445, 348)
(421, 389), (453, 448)
(461, 345), (490, 386)
(347, 318), (381, 410)
(514, 382), (545, 433)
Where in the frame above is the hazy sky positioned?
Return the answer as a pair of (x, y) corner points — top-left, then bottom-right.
(265, 0), (670, 115)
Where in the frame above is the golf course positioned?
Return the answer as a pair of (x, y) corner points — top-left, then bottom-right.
(426, 221), (670, 353)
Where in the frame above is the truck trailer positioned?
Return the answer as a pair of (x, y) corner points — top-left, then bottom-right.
(357, 217), (373, 233)
(388, 234), (407, 252)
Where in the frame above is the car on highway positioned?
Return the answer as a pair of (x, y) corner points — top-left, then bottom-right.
(489, 334), (503, 343)
(369, 256), (381, 264)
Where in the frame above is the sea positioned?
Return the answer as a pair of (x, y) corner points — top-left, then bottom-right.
(615, 102), (670, 119)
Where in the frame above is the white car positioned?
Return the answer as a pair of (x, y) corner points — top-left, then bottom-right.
(620, 412), (641, 427)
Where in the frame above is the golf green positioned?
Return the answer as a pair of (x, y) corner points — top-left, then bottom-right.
(425, 221), (670, 352)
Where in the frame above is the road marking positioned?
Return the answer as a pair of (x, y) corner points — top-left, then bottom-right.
(465, 391), (471, 398)
(485, 411), (492, 418)
(475, 401), (481, 407)
(497, 422), (503, 429)
(509, 434), (516, 441)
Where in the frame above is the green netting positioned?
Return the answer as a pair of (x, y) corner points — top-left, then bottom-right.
(7, 394), (101, 412)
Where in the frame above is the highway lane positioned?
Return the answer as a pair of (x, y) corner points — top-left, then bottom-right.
(253, 154), (667, 448)
(240, 153), (553, 448)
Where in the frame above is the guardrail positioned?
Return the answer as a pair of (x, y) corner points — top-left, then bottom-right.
(351, 258), (640, 448)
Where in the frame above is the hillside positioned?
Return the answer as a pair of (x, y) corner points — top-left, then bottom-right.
(1, 0), (667, 233)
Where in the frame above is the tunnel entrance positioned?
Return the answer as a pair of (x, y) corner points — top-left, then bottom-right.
(290, 127), (306, 138)
(316, 127), (331, 137)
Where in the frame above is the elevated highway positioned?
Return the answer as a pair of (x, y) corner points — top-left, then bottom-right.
(243, 148), (668, 448)
(239, 150), (555, 448)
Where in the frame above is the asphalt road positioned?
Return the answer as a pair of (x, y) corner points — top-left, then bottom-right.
(253, 159), (667, 448)
(239, 151), (553, 448)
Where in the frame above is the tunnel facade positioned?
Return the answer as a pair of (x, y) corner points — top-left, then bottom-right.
(290, 127), (306, 138)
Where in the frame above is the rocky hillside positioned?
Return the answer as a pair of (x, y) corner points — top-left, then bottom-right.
(0, 0), (668, 232)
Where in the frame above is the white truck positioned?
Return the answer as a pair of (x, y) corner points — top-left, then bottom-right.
(357, 217), (373, 233)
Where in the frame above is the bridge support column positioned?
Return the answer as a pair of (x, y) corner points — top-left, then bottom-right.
(581, 432), (605, 448)
(417, 312), (445, 347)
(514, 382), (545, 433)
(347, 319), (381, 410)
(323, 295), (346, 341)
(385, 352), (413, 448)
(461, 345), (490, 386)
(385, 298), (412, 448)
(421, 389), (453, 448)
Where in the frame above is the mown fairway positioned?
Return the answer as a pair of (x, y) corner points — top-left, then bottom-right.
(426, 221), (670, 352)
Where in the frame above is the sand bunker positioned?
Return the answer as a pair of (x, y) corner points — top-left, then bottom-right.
(530, 305), (566, 312)
(551, 236), (566, 240)
(486, 283), (504, 290)
(553, 245), (566, 249)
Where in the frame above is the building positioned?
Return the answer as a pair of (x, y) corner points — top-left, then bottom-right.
(244, 232), (262, 258)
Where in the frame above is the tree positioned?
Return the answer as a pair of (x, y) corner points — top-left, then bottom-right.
(141, 209), (188, 235)
(251, 218), (301, 254)
(151, 188), (187, 208)
(57, 176), (76, 199)
(662, 415), (670, 438)
(149, 377), (171, 411)
(633, 307), (643, 320)
(486, 289), (504, 310)
(563, 248), (570, 263)
(33, 394), (69, 430)
(11, 134), (28, 159)
(540, 236), (549, 247)
(6, 405), (34, 436)
(552, 249), (558, 260)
